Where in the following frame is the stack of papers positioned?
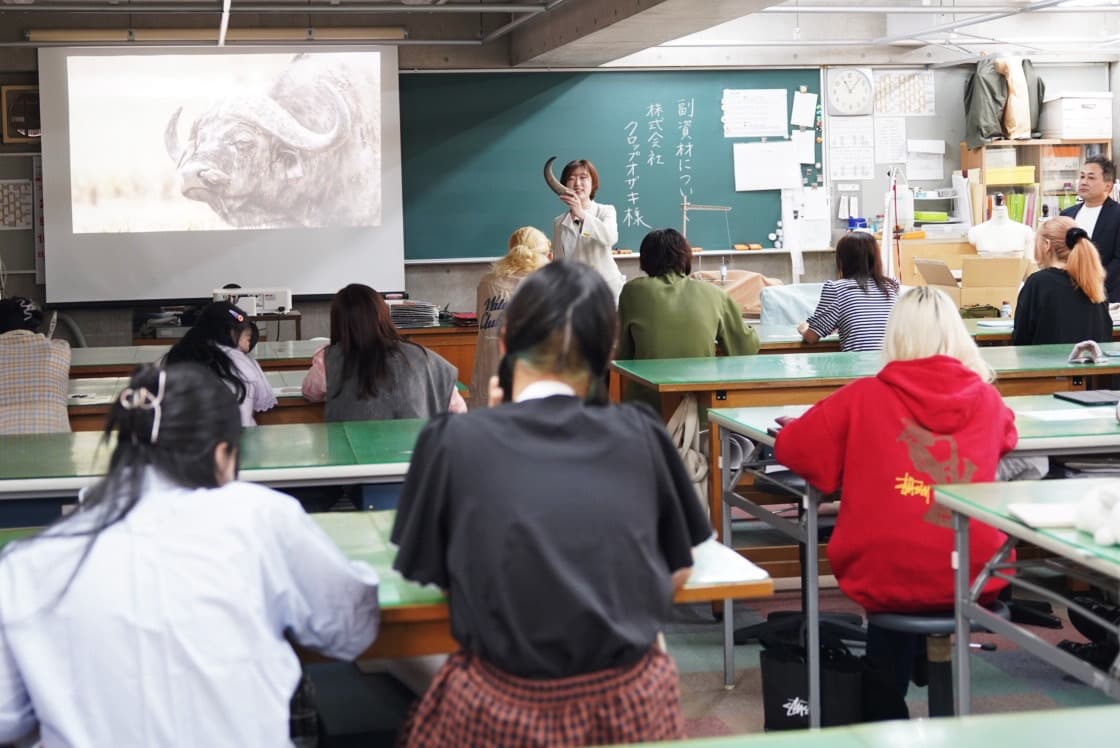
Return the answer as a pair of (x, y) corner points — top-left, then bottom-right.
(1007, 503), (1077, 529)
(388, 300), (439, 328)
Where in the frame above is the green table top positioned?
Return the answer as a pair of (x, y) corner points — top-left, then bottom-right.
(69, 340), (328, 371)
(68, 370), (306, 408)
(710, 395), (1120, 457)
(312, 511), (445, 608)
(0, 419), (423, 495)
(0, 511), (443, 611)
(934, 478), (1120, 580)
(613, 343), (1120, 390)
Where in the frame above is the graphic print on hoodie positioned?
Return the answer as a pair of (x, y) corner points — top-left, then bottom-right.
(774, 355), (1018, 613)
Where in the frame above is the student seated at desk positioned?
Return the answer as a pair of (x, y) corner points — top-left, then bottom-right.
(391, 261), (711, 747)
(618, 228), (760, 406)
(1012, 218), (1111, 346)
(0, 364), (380, 747)
(302, 283), (466, 418)
(470, 225), (552, 410)
(798, 232), (899, 351)
(776, 287), (1016, 700)
(0, 297), (69, 435)
(165, 301), (276, 427)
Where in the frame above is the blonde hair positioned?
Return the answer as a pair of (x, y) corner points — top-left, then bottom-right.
(1035, 216), (1107, 304)
(492, 226), (551, 277)
(883, 286), (995, 383)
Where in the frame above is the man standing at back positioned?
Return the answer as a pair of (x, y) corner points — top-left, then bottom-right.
(1062, 155), (1120, 302)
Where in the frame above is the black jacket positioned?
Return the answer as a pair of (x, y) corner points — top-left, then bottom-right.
(1061, 197), (1120, 302)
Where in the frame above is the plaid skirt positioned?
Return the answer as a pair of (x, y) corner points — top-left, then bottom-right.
(397, 647), (684, 747)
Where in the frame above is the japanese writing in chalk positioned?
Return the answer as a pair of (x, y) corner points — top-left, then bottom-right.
(622, 118), (651, 229)
(676, 97), (694, 200)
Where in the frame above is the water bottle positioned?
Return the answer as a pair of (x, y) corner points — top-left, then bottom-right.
(719, 256), (728, 285)
(1000, 300), (1012, 319)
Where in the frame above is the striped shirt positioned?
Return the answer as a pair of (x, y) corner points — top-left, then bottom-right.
(806, 278), (898, 352)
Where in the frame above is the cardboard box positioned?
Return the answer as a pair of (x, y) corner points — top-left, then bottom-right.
(915, 256), (1032, 311)
(1041, 92), (1113, 140)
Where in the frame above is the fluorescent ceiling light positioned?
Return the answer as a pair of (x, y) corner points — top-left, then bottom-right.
(26, 26), (407, 42)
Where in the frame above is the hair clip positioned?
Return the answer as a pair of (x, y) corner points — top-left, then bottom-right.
(227, 308), (244, 323)
(118, 369), (167, 444)
(17, 298), (35, 321)
(1066, 227), (1090, 249)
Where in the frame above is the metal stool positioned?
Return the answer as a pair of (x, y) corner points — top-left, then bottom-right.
(867, 601), (1010, 717)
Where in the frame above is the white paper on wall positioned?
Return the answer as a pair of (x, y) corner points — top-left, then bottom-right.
(733, 141), (801, 191)
(827, 116), (875, 180)
(721, 88), (788, 138)
(874, 116), (907, 164)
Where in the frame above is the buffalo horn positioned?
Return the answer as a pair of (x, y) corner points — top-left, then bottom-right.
(222, 86), (351, 152)
(164, 107), (184, 163)
(544, 156), (573, 196)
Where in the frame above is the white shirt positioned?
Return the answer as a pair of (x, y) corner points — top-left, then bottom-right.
(516, 379), (576, 402)
(0, 475), (380, 747)
(1077, 203), (1104, 239)
(225, 345), (278, 427)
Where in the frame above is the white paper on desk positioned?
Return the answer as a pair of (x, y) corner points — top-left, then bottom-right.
(689, 537), (770, 584)
(733, 141), (801, 191)
(792, 130), (817, 164)
(1007, 503), (1077, 529)
(1021, 408), (1118, 421)
(722, 88), (788, 138)
(791, 91), (818, 128)
(875, 116), (907, 164)
(827, 116), (875, 180)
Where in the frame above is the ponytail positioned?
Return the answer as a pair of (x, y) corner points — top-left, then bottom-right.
(1064, 228), (1107, 304)
(493, 226), (550, 277)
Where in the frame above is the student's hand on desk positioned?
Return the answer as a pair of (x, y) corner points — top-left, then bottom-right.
(796, 321), (809, 335)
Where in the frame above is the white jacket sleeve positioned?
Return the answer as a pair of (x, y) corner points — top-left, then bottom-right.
(583, 202), (619, 250)
(266, 498), (381, 660)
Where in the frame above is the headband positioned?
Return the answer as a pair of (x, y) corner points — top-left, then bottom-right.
(1066, 227), (1090, 249)
(118, 369), (167, 445)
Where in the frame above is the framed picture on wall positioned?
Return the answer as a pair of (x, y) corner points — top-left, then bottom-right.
(1, 85), (40, 143)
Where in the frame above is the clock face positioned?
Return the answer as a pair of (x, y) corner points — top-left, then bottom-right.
(827, 69), (873, 116)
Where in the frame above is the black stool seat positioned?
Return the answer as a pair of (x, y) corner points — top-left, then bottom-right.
(753, 469), (808, 495)
(868, 600), (1010, 635)
(866, 601), (1009, 718)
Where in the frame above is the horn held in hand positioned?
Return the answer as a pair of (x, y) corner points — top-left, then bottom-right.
(543, 157), (574, 197)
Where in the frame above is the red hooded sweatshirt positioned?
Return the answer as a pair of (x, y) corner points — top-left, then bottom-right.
(774, 355), (1017, 614)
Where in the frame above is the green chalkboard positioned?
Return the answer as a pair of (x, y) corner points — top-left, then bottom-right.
(400, 69), (822, 261)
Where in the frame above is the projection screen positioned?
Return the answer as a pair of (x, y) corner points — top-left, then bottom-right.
(39, 46), (404, 304)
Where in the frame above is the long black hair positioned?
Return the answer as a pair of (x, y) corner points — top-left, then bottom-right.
(329, 283), (424, 399)
(835, 232), (898, 297)
(500, 260), (617, 404)
(1, 363), (243, 609)
(165, 301), (253, 402)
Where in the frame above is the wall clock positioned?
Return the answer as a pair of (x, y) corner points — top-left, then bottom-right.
(826, 68), (873, 116)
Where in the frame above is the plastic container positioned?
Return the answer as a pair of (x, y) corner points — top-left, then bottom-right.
(1000, 301), (1012, 319)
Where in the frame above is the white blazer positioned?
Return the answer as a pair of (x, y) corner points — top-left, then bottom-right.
(552, 200), (624, 302)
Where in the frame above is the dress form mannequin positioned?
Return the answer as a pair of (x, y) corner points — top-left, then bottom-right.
(968, 196), (1034, 257)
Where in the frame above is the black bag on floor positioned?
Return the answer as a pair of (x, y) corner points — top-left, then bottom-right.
(759, 638), (863, 730)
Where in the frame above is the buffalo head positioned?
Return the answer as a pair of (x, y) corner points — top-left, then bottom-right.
(164, 86), (350, 225)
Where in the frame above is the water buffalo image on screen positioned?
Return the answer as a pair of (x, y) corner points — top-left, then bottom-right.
(68, 51), (381, 233)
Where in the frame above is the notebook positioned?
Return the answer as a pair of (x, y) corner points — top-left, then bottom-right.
(1007, 503), (1077, 529)
(1053, 390), (1120, 406)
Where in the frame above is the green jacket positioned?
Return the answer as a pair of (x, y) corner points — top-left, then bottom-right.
(964, 58), (1045, 149)
(617, 273), (760, 406)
